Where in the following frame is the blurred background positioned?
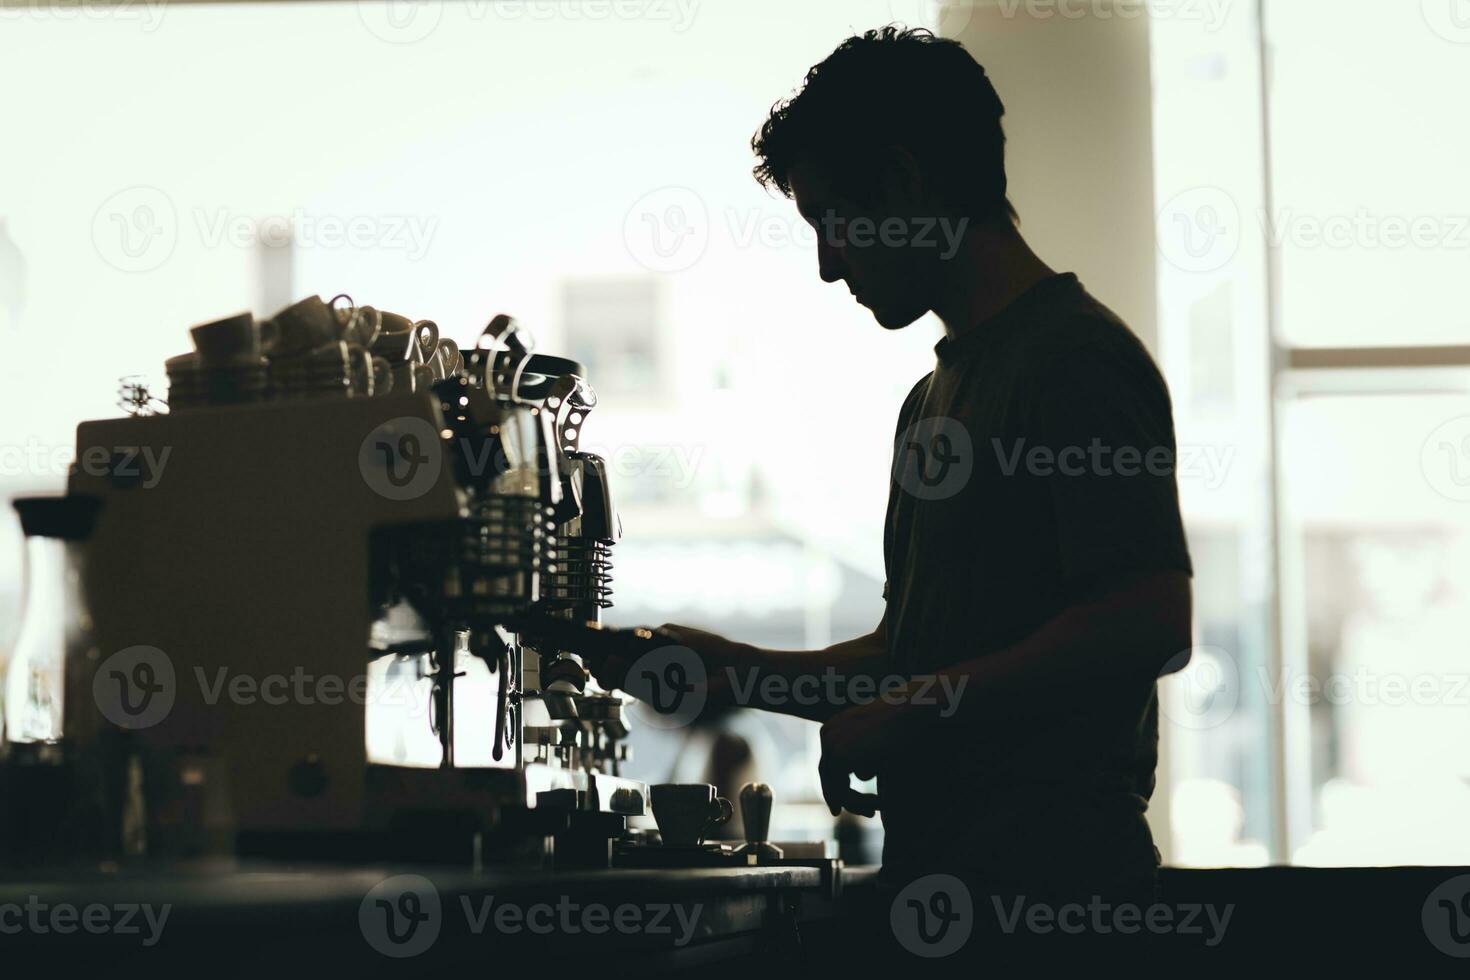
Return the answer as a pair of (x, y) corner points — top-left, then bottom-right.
(1, 0), (1468, 867)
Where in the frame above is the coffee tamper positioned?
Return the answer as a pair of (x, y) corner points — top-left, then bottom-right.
(734, 782), (784, 861)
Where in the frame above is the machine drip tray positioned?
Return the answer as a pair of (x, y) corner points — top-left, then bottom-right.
(612, 842), (753, 868)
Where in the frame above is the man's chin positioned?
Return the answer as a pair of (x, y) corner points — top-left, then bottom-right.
(869, 304), (927, 331)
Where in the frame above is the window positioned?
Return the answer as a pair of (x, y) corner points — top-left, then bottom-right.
(1155, 0), (1470, 865)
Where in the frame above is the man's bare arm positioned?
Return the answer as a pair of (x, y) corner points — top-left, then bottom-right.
(815, 570), (1192, 814)
(592, 619), (889, 724)
(900, 569), (1192, 726)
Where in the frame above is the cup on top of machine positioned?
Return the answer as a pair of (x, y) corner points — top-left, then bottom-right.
(189, 312), (260, 368)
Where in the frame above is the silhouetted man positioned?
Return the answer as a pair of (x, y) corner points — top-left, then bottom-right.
(604, 26), (1193, 916)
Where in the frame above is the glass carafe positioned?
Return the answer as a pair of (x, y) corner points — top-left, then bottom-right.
(3, 496), (101, 758)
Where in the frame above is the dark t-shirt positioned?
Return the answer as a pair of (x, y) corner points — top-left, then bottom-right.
(878, 273), (1193, 895)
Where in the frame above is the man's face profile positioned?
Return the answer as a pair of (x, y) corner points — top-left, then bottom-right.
(788, 158), (940, 332)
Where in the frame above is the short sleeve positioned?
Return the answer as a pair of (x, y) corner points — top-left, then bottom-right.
(1031, 339), (1194, 587)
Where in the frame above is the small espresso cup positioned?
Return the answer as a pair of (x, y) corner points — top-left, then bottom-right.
(190, 312), (259, 367)
(650, 783), (733, 848)
(262, 296), (339, 356)
(333, 299), (383, 351)
(368, 313), (438, 365)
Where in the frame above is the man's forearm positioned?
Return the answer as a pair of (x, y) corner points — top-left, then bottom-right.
(723, 625), (889, 723)
(896, 570), (1192, 726)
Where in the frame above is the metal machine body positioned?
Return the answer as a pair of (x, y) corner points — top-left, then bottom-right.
(52, 309), (650, 864)
(468, 319), (648, 846)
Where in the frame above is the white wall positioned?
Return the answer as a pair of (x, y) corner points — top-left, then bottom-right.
(945, 0), (1159, 354)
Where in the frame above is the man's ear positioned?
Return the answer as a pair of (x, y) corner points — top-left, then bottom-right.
(874, 145), (925, 210)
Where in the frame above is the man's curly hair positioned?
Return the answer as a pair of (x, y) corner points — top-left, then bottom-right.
(752, 26), (1015, 223)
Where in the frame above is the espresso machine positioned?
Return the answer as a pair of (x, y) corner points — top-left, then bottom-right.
(468, 318), (632, 775)
(24, 300), (657, 866)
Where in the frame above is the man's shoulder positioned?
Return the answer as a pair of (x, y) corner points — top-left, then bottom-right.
(1023, 282), (1152, 368)
(1002, 284), (1167, 404)
(893, 372), (933, 430)
(901, 372), (933, 408)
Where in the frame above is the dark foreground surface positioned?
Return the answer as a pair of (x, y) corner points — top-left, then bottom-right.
(1, 863), (1466, 974)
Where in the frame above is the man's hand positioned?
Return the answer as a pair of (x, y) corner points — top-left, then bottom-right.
(586, 622), (752, 707)
(818, 695), (917, 817)
(588, 620), (891, 723)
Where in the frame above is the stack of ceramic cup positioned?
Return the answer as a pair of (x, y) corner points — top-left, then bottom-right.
(267, 340), (362, 399)
(167, 313), (268, 410)
(262, 295), (389, 399)
(163, 296), (457, 410)
(361, 308), (443, 394)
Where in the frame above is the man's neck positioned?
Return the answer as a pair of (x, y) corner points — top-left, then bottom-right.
(933, 223), (1057, 342)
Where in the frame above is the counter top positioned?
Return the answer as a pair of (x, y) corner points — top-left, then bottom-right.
(0, 860), (845, 971)
(0, 860), (826, 906)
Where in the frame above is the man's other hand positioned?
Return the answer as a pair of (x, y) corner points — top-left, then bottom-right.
(818, 696), (912, 817)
